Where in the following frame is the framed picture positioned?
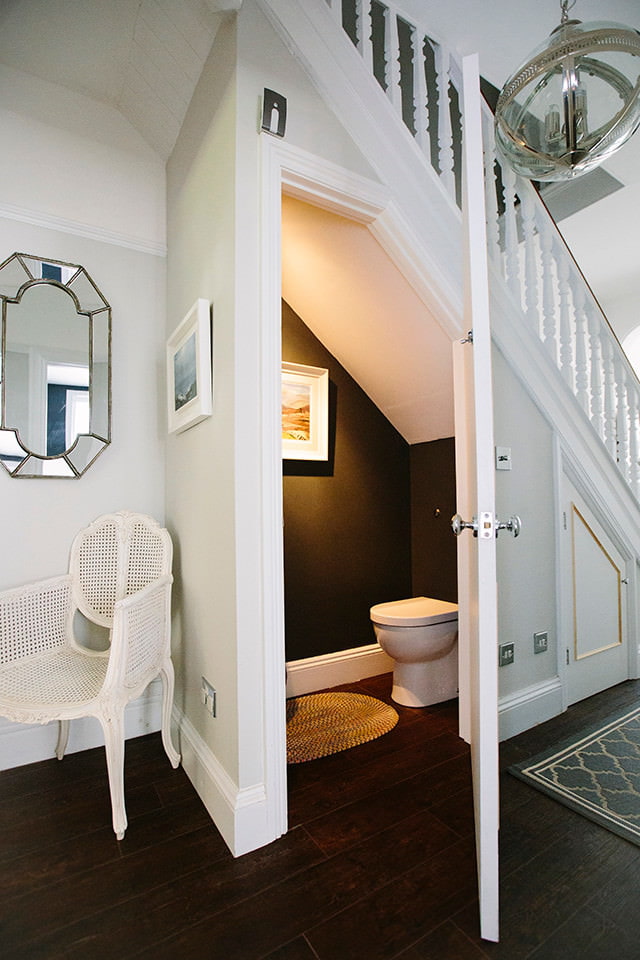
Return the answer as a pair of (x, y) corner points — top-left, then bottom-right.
(282, 362), (329, 460)
(166, 299), (212, 434)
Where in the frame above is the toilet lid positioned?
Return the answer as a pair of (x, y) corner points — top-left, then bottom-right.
(370, 596), (458, 627)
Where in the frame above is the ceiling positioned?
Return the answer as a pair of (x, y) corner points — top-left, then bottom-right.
(1, 0), (639, 437)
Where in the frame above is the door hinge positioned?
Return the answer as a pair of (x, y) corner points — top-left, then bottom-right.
(566, 648), (570, 665)
(460, 330), (473, 344)
(563, 511), (567, 531)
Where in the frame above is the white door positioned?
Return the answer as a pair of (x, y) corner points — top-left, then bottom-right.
(452, 54), (501, 944)
(561, 474), (629, 706)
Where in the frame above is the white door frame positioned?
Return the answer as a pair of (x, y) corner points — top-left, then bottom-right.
(258, 135), (462, 841)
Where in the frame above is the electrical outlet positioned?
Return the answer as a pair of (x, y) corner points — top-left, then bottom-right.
(499, 642), (515, 667)
(201, 677), (217, 717)
(534, 631), (549, 655)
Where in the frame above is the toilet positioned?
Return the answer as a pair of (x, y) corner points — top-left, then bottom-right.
(370, 597), (459, 707)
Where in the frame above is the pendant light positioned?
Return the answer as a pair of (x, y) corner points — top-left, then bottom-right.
(495, 0), (640, 181)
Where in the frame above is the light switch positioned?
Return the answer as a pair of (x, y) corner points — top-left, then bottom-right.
(495, 446), (512, 471)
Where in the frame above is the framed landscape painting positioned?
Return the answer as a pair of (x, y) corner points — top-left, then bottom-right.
(281, 362), (329, 460)
(166, 299), (212, 434)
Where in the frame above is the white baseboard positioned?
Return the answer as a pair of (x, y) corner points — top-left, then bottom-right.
(285, 643), (394, 698)
(498, 676), (564, 742)
(0, 678), (164, 771)
(173, 706), (275, 858)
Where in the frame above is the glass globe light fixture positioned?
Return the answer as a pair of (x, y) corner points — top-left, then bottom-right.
(495, 0), (640, 181)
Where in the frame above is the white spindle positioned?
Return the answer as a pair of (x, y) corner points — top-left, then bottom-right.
(355, 0), (374, 72)
(434, 41), (455, 194)
(615, 357), (631, 483)
(386, 5), (403, 114)
(501, 163), (521, 301)
(482, 113), (501, 266)
(628, 388), (640, 498)
(520, 188), (539, 334)
(556, 241), (575, 392)
(573, 285), (590, 415)
(603, 338), (618, 459)
(412, 26), (429, 153)
(588, 308), (605, 442)
(540, 216), (557, 358)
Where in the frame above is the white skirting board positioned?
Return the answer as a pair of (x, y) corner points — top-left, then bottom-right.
(285, 643), (395, 698)
(0, 678), (163, 771)
(498, 676), (564, 741)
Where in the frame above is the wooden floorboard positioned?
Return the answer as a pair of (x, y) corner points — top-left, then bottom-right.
(2, 675), (640, 959)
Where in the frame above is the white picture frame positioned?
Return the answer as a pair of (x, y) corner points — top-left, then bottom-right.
(281, 361), (329, 460)
(166, 299), (212, 434)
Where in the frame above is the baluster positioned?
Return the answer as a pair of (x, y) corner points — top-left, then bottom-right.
(603, 338), (618, 459)
(355, 0), (374, 71)
(615, 356), (631, 483)
(556, 239), (574, 392)
(573, 285), (590, 415)
(386, 5), (403, 115)
(588, 307), (605, 443)
(628, 386), (640, 498)
(539, 216), (557, 361)
(433, 40), (455, 195)
(482, 111), (501, 267)
(500, 163), (521, 302)
(520, 187), (539, 335)
(412, 26), (429, 155)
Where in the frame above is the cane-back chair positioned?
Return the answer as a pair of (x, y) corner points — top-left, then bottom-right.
(0, 511), (180, 839)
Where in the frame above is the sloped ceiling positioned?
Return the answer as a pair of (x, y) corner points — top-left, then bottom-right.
(0, 0), (239, 159)
(281, 195), (455, 444)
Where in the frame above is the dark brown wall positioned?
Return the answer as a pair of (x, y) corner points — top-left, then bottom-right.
(282, 301), (412, 661)
(410, 438), (458, 603)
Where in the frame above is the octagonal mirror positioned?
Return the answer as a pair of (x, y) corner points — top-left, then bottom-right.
(0, 253), (111, 477)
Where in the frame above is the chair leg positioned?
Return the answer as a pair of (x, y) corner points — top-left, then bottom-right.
(101, 713), (127, 840)
(56, 719), (70, 760)
(160, 659), (180, 768)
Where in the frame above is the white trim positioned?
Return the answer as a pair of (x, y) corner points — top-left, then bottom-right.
(286, 644), (394, 698)
(174, 706), (273, 858)
(0, 679), (163, 770)
(498, 676), (564, 741)
(0, 201), (167, 258)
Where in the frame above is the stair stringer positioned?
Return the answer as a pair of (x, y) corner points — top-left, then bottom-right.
(256, 0), (465, 341)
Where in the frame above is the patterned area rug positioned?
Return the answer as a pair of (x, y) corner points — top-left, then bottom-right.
(286, 692), (399, 764)
(510, 706), (640, 845)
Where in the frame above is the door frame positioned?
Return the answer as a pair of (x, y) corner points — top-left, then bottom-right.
(259, 134), (463, 841)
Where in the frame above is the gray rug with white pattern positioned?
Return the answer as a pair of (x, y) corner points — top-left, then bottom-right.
(510, 706), (640, 845)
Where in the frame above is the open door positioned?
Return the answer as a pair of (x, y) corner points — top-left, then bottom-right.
(452, 54), (500, 943)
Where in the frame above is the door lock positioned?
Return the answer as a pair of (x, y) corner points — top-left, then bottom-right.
(451, 513), (521, 539)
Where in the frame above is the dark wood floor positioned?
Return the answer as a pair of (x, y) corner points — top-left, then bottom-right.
(3, 674), (640, 959)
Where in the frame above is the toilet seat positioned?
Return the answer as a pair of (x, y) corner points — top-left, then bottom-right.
(370, 596), (458, 627)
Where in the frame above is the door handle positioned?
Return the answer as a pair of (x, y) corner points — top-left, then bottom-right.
(451, 513), (521, 538)
(496, 515), (521, 538)
(451, 514), (477, 537)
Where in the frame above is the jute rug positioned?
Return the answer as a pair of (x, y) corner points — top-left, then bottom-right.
(286, 691), (399, 764)
(510, 705), (640, 846)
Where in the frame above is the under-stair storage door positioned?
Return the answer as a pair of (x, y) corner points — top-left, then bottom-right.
(561, 475), (629, 707)
(452, 54), (500, 944)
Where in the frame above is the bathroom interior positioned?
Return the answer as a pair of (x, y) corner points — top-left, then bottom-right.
(281, 195), (460, 782)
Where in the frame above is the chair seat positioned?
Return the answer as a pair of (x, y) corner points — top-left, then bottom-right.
(0, 648), (108, 712)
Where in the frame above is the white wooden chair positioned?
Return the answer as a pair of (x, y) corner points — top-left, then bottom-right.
(0, 511), (180, 839)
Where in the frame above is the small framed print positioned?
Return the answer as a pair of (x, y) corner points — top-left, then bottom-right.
(166, 299), (212, 434)
(281, 362), (329, 461)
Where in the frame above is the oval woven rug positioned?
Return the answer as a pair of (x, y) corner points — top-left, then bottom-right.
(286, 691), (399, 764)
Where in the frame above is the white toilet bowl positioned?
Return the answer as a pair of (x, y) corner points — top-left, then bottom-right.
(370, 596), (459, 707)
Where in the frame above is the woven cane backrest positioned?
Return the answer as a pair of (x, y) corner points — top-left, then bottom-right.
(0, 576), (72, 667)
(70, 513), (172, 628)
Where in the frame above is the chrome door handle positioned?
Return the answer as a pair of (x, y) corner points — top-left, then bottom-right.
(496, 515), (521, 538)
(451, 514), (477, 537)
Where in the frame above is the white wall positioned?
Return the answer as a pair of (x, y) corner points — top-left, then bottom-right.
(0, 75), (167, 765)
(492, 346), (562, 738)
(165, 0), (379, 855)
